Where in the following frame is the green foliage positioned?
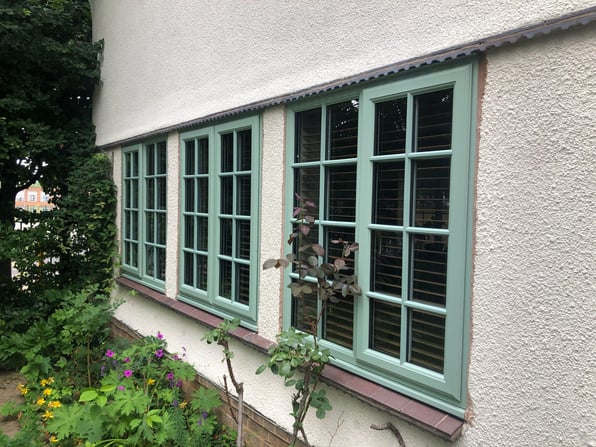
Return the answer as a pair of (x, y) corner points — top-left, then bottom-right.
(44, 333), (235, 447)
(259, 194), (360, 446)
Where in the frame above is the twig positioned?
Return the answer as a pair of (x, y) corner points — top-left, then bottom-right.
(370, 422), (406, 447)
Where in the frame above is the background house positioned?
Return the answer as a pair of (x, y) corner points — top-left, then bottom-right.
(92, 2), (595, 445)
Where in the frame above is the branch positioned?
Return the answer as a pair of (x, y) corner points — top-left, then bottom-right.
(370, 422), (406, 447)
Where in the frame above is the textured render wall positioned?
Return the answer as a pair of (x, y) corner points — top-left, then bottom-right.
(90, 0), (594, 146)
(164, 132), (180, 298)
(468, 26), (596, 446)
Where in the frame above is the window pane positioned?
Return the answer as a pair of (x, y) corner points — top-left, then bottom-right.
(237, 220), (251, 260)
(131, 243), (138, 268)
(236, 263), (250, 305)
(415, 89), (453, 152)
(324, 294), (353, 349)
(291, 224), (319, 275)
(292, 291), (317, 335)
(373, 161), (405, 226)
(295, 108), (321, 163)
(146, 213), (154, 243)
(413, 157), (450, 228)
(221, 133), (233, 172)
(185, 179), (195, 212)
(131, 152), (139, 177)
(184, 216), (194, 249)
(294, 167), (320, 220)
(185, 140), (195, 175)
(219, 260), (232, 299)
(131, 180), (138, 208)
(237, 129), (251, 171)
(237, 175), (251, 216)
(146, 178), (155, 209)
(220, 176), (233, 214)
(184, 251), (194, 286)
(326, 164), (356, 221)
(220, 218), (232, 256)
(157, 212), (166, 245)
(145, 245), (154, 276)
(375, 97), (407, 155)
(157, 178), (166, 210)
(370, 300), (401, 357)
(408, 310), (445, 373)
(157, 247), (166, 280)
(371, 231), (402, 297)
(197, 216), (208, 251)
(327, 100), (358, 160)
(411, 234), (447, 307)
(197, 137), (209, 174)
(131, 211), (138, 239)
(325, 227), (356, 275)
(197, 254), (208, 290)
(146, 144), (155, 175)
(157, 141), (167, 174)
(197, 177), (208, 213)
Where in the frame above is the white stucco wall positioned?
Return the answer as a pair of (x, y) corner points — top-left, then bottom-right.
(91, 0), (594, 147)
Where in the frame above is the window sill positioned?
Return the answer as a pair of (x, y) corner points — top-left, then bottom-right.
(115, 277), (464, 441)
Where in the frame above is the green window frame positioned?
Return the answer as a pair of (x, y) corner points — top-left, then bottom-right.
(178, 116), (261, 328)
(122, 139), (167, 290)
(284, 62), (476, 416)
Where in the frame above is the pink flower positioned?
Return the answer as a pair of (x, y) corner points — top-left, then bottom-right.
(117, 385), (125, 391)
(123, 357), (130, 363)
(105, 350), (115, 358)
(157, 332), (164, 340)
(123, 370), (133, 377)
(155, 349), (164, 358)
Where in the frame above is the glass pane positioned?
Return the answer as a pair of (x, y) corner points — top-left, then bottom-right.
(324, 294), (353, 349)
(157, 141), (167, 174)
(415, 89), (453, 152)
(131, 243), (138, 268)
(370, 300), (401, 357)
(124, 242), (131, 265)
(197, 216), (208, 251)
(157, 247), (166, 280)
(125, 180), (131, 208)
(220, 176), (233, 214)
(409, 310), (445, 373)
(157, 177), (166, 210)
(131, 211), (138, 239)
(237, 220), (251, 260)
(185, 178), (195, 212)
(131, 180), (138, 208)
(219, 260), (232, 299)
(413, 157), (450, 228)
(327, 100), (358, 160)
(326, 164), (356, 221)
(220, 218), (232, 256)
(411, 234), (448, 307)
(131, 152), (139, 177)
(295, 108), (321, 163)
(325, 226), (356, 275)
(184, 252), (194, 286)
(292, 291), (317, 335)
(185, 140), (195, 175)
(292, 224), (319, 274)
(237, 175), (251, 216)
(236, 263), (250, 305)
(146, 144), (155, 175)
(197, 177), (208, 213)
(146, 213), (154, 243)
(198, 137), (209, 174)
(146, 178), (155, 209)
(375, 97), (407, 155)
(124, 212), (131, 239)
(184, 216), (194, 249)
(145, 245), (154, 276)
(371, 231), (402, 297)
(237, 129), (251, 171)
(221, 133), (233, 172)
(197, 254), (208, 290)
(373, 161), (405, 226)
(157, 212), (166, 245)
(294, 167), (320, 220)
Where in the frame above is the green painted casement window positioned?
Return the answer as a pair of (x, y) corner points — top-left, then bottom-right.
(285, 63), (476, 416)
(122, 139), (168, 290)
(178, 116), (260, 328)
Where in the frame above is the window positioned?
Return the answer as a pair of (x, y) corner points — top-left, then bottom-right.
(122, 139), (167, 289)
(16, 193), (24, 202)
(285, 63), (476, 416)
(28, 192), (37, 202)
(179, 116), (260, 328)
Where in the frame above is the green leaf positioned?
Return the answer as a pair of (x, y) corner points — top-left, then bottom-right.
(79, 389), (98, 402)
(255, 364), (267, 375)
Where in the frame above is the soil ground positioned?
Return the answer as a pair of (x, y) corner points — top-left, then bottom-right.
(0, 370), (24, 438)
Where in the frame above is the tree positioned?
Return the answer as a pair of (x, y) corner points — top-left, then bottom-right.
(0, 0), (102, 290)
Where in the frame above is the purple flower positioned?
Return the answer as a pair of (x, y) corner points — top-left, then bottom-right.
(175, 380), (183, 388)
(166, 372), (174, 380)
(172, 399), (178, 407)
(155, 349), (164, 359)
(117, 385), (125, 391)
(173, 354), (179, 360)
(105, 350), (115, 358)
(123, 357), (130, 363)
(157, 331), (164, 340)
(123, 369), (133, 377)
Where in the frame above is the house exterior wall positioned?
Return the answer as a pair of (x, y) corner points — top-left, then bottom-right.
(93, 2), (596, 446)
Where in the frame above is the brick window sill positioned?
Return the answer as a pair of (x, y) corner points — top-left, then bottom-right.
(115, 277), (464, 441)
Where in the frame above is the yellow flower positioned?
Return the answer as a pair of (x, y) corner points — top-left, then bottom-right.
(179, 400), (188, 409)
(49, 435), (59, 443)
(42, 410), (54, 420)
(40, 377), (55, 387)
(43, 388), (53, 396)
(18, 384), (29, 395)
(48, 400), (62, 408)
(147, 378), (156, 385)
(36, 398), (46, 406)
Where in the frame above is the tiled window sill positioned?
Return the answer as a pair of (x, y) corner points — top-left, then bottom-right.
(115, 277), (464, 441)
